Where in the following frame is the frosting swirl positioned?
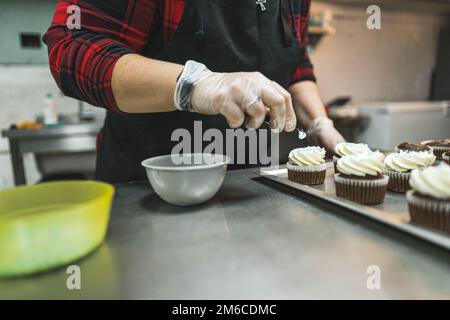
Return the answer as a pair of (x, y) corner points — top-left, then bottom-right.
(337, 152), (385, 176)
(289, 146), (326, 166)
(385, 151), (436, 172)
(409, 164), (450, 199)
(334, 142), (373, 157)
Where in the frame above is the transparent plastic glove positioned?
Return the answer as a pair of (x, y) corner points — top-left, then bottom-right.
(176, 61), (296, 132)
(307, 117), (346, 153)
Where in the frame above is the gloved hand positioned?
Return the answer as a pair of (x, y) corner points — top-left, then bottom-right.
(307, 117), (346, 154)
(174, 61), (296, 132)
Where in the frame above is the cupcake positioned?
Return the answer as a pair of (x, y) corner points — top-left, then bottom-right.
(334, 152), (388, 204)
(407, 164), (450, 234)
(421, 139), (450, 160)
(333, 142), (374, 172)
(443, 151), (450, 165)
(287, 146), (327, 185)
(384, 151), (436, 193)
(395, 141), (433, 154)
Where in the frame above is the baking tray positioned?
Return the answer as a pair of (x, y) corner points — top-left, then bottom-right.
(258, 163), (450, 251)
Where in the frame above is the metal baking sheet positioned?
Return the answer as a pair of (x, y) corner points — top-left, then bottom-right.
(258, 163), (450, 251)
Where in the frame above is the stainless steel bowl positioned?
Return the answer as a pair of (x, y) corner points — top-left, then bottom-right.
(141, 153), (230, 206)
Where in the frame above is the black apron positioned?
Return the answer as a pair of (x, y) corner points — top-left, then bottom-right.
(96, 0), (301, 183)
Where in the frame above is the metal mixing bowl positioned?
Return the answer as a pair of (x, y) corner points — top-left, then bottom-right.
(141, 153), (230, 206)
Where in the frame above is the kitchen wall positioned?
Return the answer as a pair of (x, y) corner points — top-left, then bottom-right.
(0, 1), (102, 189)
(310, 1), (450, 103)
(0, 0), (55, 64)
(0, 65), (104, 189)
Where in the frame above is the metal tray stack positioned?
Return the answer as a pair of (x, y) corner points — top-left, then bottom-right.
(258, 163), (450, 250)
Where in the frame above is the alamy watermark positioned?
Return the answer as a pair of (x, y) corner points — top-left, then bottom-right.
(65, 4), (382, 31)
(66, 5), (81, 30)
(66, 265), (81, 290)
(366, 265), (381, 290)
(171, 121), (280, 166)
(367, 5), (381, 30)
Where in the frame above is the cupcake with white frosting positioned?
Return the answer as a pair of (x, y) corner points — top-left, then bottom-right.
(421, 139), (450, 160)
(333, 142), (375, 172)
(407, 164), (450, 234)
(334, 152), (388, 204)
(395, 141), (433, 154)
(287, 146), (327, 185)
(384, 151), (436, 193)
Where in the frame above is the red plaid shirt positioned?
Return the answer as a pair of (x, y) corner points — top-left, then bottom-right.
(44, 0), (315, 112)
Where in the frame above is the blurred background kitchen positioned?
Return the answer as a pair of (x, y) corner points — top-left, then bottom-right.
(1, 0), (449, 189)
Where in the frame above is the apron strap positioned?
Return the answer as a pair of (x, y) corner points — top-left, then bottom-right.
(194, 0), (206, 47)
(280, 0), (294, 47)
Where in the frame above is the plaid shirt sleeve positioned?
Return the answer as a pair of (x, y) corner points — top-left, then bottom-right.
(290, 0), (316, 85)
(43, 0), (159, 112)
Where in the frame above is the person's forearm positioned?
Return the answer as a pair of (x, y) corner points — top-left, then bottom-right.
(288, 80), (345, 152)
(112, 54), (184, 113)
(288, 80), (327, 129)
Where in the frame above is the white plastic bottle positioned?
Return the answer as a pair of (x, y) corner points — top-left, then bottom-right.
(43, 93), (58, 125)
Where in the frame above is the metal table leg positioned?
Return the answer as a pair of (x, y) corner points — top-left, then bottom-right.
(8, 140), (26, 185)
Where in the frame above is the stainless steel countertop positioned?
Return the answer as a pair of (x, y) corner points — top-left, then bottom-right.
(1, 169), (449, 299)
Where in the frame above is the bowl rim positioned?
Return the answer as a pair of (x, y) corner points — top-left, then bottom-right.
(0, 180), (115, 223)
(0, 180), (116, 214)
(141, 153), (231, 171)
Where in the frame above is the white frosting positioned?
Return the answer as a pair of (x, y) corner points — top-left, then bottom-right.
(337, 152), (385, 176)
(289, 146), (326, 166)
(409, 163), (450, 200)
(297, 129), (306, 140)
(334, 142), (373, 157)
(385, 151), (436, 172)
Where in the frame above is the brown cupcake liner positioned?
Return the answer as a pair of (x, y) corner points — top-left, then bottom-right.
(431, 146), (450, 160)
(287, 163), (327, 185)
(384, 170), (411, 193)
(407, 190), (450, 234)
(419, 143), (450, 160)
(442, 153), (450, 165)
(333, 156), (339, 173)
(334, 174), (389, 205)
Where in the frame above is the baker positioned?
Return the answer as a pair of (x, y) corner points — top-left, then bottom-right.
(44, 0), (345, 183)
